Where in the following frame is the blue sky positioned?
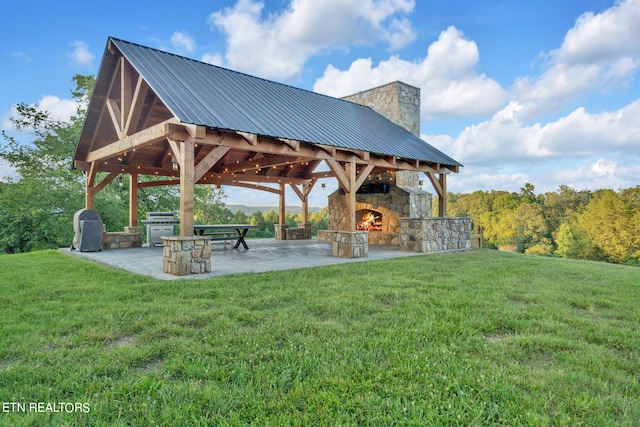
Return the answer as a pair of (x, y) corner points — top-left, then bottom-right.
(2, 0), (639, 207)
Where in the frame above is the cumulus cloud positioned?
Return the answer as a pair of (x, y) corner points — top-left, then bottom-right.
(69, 40), (94, 68)
(550, 158), (640, 192)
(509, 0), (640, 121)
(171, 31), (196, 53)
(2, 96), (78, 132)
(555, 0), (640, 66)
(207, 0), (416, 80)
(429, 99), (640, 167)
(314, 26), (507, 119)
(201, 52), (224, 66)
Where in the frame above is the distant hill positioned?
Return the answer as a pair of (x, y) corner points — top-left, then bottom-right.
(226, 204), (325, 215)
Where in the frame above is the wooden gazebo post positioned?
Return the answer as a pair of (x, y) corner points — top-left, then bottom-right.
(129, 173), (138, 227)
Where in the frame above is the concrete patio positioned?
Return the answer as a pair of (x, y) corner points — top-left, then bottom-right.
(61, 238), (425, 280)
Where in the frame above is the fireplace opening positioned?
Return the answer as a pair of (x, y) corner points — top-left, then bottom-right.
(356, 209), (383, 231)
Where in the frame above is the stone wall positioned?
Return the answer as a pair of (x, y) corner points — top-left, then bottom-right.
(274, 224), (312, 240)
(399, 217), (472, 253)
(286, 225), (312, 240)
(102, 227), (142, 249)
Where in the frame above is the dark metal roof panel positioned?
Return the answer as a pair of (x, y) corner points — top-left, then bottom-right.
(110, 37), (461, 167)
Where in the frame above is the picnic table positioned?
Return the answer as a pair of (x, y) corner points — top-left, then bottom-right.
(193, 224), (256, 249)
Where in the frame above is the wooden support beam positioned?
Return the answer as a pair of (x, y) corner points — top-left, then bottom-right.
(227, 154), (298, 174)
(129, 173), (138, 227)
(86, 118), (177, 163)
(124, 76), (149, 136)
(278, 183), (286, 225)
(290, 180), (316, 226)
(179, 140), (195, 237)
(425, 172), (447, 217)
(278, 138), (300, 152)
(438, 173), (447, 217)
(290, 183), (304, 201)
(85, 162), (99, 210)
(345, 161), (357, 232)
(167, 139), (182, 165)
(326, 159), (350, 191)
(106, 98), (123, 139)
(121, 59), (132, 134)
(237, 131), (258, 146)
(94, 171), (119, 194)
(426, 172), (443, 196)
(355, 164), (375, 190)
(194, 145), (230, 182)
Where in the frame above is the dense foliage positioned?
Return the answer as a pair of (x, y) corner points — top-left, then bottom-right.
(448, 184), (640, 266)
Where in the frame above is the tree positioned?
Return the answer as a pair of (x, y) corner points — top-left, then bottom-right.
(543, 185), (591, 234)
(194, 185), (233, 225)
(574, 189), (630, 264)
(0, 75), (93, 252)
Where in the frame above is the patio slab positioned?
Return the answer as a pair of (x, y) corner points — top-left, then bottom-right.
(60, 238), (423, 280)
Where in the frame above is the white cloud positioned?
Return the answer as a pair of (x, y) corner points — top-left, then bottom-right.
(201, 52), (224, 66)
(2, 96), (78, 132)
(69, 40), (94, 68)
(509, 0), (640, 121)
(207, 0), (416, 80)
(171, 31), (196, 53)
(555, 0), (640, 66)
(431, 98), (640, 167)
(550, 158), (640, 191)
(35, 96), (78, 123)
(314, 26), (507, 119)
(0, 159), (16, 180)
(446, 168), (531, 194)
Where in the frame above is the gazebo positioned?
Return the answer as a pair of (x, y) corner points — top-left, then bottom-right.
(73, 37), (467, 275)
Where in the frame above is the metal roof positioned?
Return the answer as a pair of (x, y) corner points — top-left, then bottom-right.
(109, 37), (461, 168)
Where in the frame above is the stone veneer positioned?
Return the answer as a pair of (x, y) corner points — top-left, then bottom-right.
(326, 173), (432, 234)
(162, 236), (212, 276)
(274, 224), (312, 240)
(102, 227), (142, 249)
(321, 231), (368, 258)
(342, 81), (420, 136)
(399, 217), (472, 253)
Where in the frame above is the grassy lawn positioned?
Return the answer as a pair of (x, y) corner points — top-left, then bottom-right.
(0, 249), (638, 426)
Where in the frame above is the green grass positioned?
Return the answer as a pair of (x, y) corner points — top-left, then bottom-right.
(0, 249), (638, 426)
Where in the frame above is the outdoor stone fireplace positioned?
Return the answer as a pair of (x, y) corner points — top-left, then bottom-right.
(317, 171), (471, 253)
(317, 81), (471, 255)
(320, 171), (432, 246)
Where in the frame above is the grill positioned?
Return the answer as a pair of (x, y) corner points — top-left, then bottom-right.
(71, 209), (104, 252)
(141, 212), (179, 246)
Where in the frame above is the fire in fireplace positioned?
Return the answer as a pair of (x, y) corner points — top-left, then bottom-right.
(356, 210), (383, 231)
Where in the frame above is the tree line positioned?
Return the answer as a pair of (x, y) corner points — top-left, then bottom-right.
(448, 183), (640, 266)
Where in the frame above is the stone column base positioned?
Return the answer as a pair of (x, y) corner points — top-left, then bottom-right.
(332, 231), (368, 258)
(162, 236), (212, 276)
(274, 224), (288, 240)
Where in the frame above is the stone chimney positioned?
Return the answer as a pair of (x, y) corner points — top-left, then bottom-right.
(341, 81), (422, 187)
